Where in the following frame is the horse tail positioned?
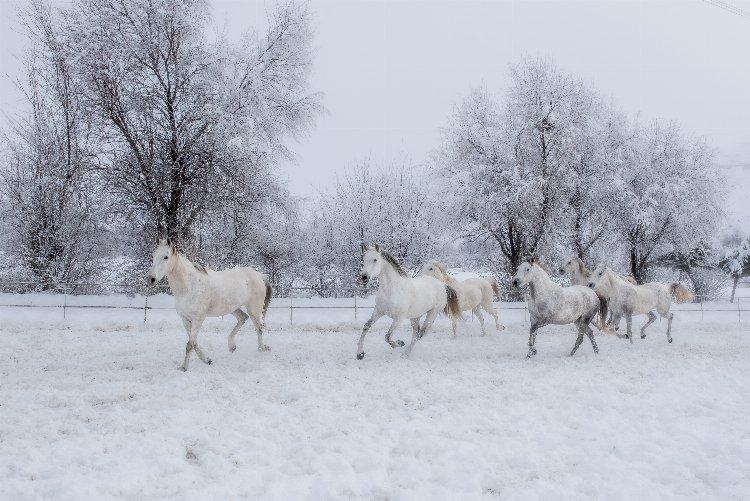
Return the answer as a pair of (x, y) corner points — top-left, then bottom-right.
(488, 277), (501, 300)
(263, 278), (273, 318)
(670, 282), (694, 303)
(444, 285), (462, 318)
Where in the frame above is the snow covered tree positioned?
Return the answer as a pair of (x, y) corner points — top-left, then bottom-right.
(611, 121), (724, 283)
(720, 230), (750, 302)
(0, 1), (105, 290)
(304, 161), (446, 296)
(60, 0), (321, 252)
(657, 243), (722, 301)
(434, 58), (614, 282)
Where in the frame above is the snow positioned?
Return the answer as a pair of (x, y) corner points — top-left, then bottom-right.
(1, 300), (749, 499)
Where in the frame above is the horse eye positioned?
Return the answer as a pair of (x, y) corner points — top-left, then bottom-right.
(598, 272), (602, 276)
(164, 256), (168, 260)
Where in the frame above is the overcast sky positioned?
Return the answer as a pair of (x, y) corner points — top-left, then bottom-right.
(2, 0), (749, 224)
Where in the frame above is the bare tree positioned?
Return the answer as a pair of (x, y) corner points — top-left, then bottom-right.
(62, 0), (322, 248)
(1, 1), (104, 289)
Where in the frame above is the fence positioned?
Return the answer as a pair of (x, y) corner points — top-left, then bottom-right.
(0, 282), (747, 325)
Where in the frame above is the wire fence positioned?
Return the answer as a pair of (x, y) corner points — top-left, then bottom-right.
(0, 281), (747, 325)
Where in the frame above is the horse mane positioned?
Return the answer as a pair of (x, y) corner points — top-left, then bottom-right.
(380, 250), (408, 277)
(528, 254), (550, 274)
(170, 245), (208, 275)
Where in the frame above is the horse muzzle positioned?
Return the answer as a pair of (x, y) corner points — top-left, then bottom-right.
(148, 275), (157, 285)
(359, 273), (369, 284)
(511, 279), (519, 288)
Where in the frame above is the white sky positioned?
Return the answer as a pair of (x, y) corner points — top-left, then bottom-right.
(2, 0), (750, 224)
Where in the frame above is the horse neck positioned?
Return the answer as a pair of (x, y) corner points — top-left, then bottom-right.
(529, 266), (560, 298)
(166, 253), (194, 294)
(377, 261), (408, 295)
(603, 270), (623, 294)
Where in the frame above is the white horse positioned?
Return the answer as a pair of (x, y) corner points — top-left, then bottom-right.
(419, 260), (504, 337)
(147, 238), (272, 371)
(513, 257), (600, 358)
(587, 264), (694, 344)
(558, 255), (637, 332)
(356, 244), (461, 359)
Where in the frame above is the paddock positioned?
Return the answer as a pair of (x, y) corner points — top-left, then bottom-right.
(1, 301), (748, 499)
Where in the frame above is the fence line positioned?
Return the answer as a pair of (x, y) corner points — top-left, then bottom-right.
(0, 282), (746, 325)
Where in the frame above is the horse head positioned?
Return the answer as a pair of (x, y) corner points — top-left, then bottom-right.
(587, 263), (608, 290)
(419, 260), (449, 282)
(148, 237), (178, 285)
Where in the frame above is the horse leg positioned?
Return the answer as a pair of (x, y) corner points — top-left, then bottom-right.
(640, 311), (656, 339)
(527, 321), (542, 358)
(410, 318), (420, 339)
(473, 306), (486, 336)
(356, 311), (383, 360)
(668, 312), (674, 343)
(625, 314), (633, 344)
(418, 308), (440, 339)
(570, 321), (585, 356)
(585, 323), (599, 354)
(384, 318), (405, 348)
(228, 309), (248, 353)
(180, 316), (193, 371)
(249, 311), (271, 352)
(481, 298), (504, 331)
(404, 308), (439, 358)
(598, 298), (609, 332)
(182, 318), (210, 370)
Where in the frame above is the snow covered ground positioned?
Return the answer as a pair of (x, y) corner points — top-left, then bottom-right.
(1, 300), (749, 499)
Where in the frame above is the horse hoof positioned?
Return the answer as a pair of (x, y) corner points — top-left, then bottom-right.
(180, 366), (187, 372)
(640, 335), (646, 339)
(206, 359), (212, 365)
(356, 352), (365, 360)
(397, 340), (405, 347)
(258, 345), (271, 352)
(229, 344), (236, 353)
(668, 338), (673, 344)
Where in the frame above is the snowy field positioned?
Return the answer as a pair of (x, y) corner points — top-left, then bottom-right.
(1, 298), (750, 499)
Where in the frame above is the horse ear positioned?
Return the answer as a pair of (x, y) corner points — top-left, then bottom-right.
(166, 237), (173, 247)
(529, 255), (537, 264)
(373, 243), (380, 253)
(360, 243), (367, 254)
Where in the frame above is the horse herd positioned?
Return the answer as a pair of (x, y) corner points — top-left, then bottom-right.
(147, 239), (694, 370)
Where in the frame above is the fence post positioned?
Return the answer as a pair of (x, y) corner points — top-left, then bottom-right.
(290, 295), (294, 326)
(144, 295), (148, 323)
(700, 300), (703, 322)
(63, 292), (67, 320)
(738, 297), (741, 325)
(354, 294), (358, 321)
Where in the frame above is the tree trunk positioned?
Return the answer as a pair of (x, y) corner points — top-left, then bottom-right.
(730, 275), (739, 303)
